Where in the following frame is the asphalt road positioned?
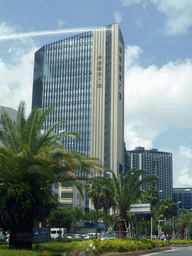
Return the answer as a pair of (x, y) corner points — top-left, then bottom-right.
(143, 246), (192, 256)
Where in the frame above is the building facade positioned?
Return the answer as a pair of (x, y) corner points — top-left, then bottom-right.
(126, 147), (173, 200)
(32, 23), (124, 210)
(172, 188), (192, 211)
(0, 106), (17, 147)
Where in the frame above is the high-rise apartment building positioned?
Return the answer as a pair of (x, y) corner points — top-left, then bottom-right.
(32, 23), (124, 209)
(126, 147), (173, 200)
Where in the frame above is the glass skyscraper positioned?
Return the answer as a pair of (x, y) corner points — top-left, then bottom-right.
(32, 23), (124, 209)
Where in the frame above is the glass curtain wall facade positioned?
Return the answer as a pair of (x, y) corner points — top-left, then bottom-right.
(127, 147), (173, 200)
(32, 32), (93, 159)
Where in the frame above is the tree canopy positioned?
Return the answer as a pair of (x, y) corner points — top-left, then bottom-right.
(0, 101), (103, 249)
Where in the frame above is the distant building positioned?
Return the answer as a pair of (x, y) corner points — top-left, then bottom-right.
(0, 106), (17, 147)
(172, 188), (192, 211)
(126, 146), (173, 200)
(32, 23), (124, 210)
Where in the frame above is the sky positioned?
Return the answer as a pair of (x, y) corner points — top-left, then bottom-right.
(0, 0), (192, 188)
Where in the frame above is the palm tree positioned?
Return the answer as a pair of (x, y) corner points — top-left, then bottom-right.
(111, 169), (159, 239)
(85, 179), (103, 238)
(0, 101), (103, 249)
(157, 199), (177, 220)
(140, 187), (160, 236)
(94, 176), (115, 232)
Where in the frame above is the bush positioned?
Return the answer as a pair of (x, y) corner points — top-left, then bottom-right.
(92, 238), (168, 255)
(169, 239), (192, 244)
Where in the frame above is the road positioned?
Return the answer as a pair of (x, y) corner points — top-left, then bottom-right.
(143, 246), (192, 256)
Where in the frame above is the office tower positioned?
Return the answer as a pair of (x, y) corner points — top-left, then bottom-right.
(32, 23), (124, 209)
(0, 106), (17, 147)
(172, 188), (192, 212)
(126, 147), (173, 200)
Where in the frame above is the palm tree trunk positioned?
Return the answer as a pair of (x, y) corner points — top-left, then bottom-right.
(117, 214), (127, 239)
(135, 215), (139, 236)
(141, 215), (143, 235)
(104, 208), (108, 232)
(95, 210), (98, 239)
(9, 224), (33, 249)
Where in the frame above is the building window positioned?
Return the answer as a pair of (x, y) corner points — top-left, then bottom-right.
(62, 204), (72, 209)
(119, 93), (122, 100)
(61, 181), (73, 187)
(61, 192), (73, 198)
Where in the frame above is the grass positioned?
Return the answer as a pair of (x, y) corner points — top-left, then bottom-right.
(0, 240), (80, 256)
(0, 238), (169, 256)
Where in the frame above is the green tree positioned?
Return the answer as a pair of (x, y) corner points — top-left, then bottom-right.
(140, 187), (160, 236)
(0, 102), (102, 249)
(71, 207), (84, 234)
(85, 179), (103, 238)
(175, 209), (192, 239)
(92, 176), (115, 232)
(111, 169), (159, 239)
(49, 207), (73, 240)
(157, 199), (177, 220)
(83, 209), (103, 224)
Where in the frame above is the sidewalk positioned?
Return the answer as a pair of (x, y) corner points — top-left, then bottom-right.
(102, 246), (171, 256)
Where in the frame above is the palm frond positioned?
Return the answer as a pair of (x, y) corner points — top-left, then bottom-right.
(0, 112), (22, 153)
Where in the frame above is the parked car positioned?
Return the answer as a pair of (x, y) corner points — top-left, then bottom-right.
(66, 234), (73, 239)
(50, 228), (67, 239)
(101, 232), (117, 240)
(73, 234), (83, 240)
(33, 227), (51, 243)
(81, 234), (90, 240)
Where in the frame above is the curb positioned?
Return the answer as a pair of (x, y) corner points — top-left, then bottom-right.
(102, 246), (171, 256)
(170, 244), (192, 247)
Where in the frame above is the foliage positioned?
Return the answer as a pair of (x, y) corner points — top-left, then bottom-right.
(0, 101), (103, 249)
(175, 209), (192, 237)
(140, 186), (159, 217)
(93, 238), (168, 255)
(156, 199), (177, 220)
(85, 179), (104, 238)
(49, 207), (74, 232)
(169, 239), (192, 244)
(71, 207), (84, 226)
(0, 238), (169, 255)
(83, 209), (103, 223)
(111, 169), (159, 238)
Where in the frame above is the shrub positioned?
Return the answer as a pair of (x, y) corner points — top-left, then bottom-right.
(169, 239), (192, 244)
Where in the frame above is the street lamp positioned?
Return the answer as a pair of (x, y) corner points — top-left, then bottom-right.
(172, 201), (181, 238)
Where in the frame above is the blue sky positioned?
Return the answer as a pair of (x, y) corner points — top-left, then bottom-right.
(1, 0), (192, 188)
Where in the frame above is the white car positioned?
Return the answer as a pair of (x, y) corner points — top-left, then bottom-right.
(101, 232), (117, 240)
(73, 234), (82, 240)
(81, 234), (90, 240)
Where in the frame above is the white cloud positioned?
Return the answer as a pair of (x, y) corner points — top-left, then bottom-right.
(114, 10), (123, 24)
(173, 146), (192, 187)
(125, 45), (143, 68)
(121, 0), (192, 35)
(179, 146), (192, 159)
(58, 19), (67, 29)
(154, 0), (192, 36)
(124, 44), (192, 151)
(0, 23), (38, 118)
(121, 0), (141, 6)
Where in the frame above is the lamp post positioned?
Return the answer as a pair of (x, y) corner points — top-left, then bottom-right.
(172, 201), (181, 238)
(157, 190), (163, 239)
